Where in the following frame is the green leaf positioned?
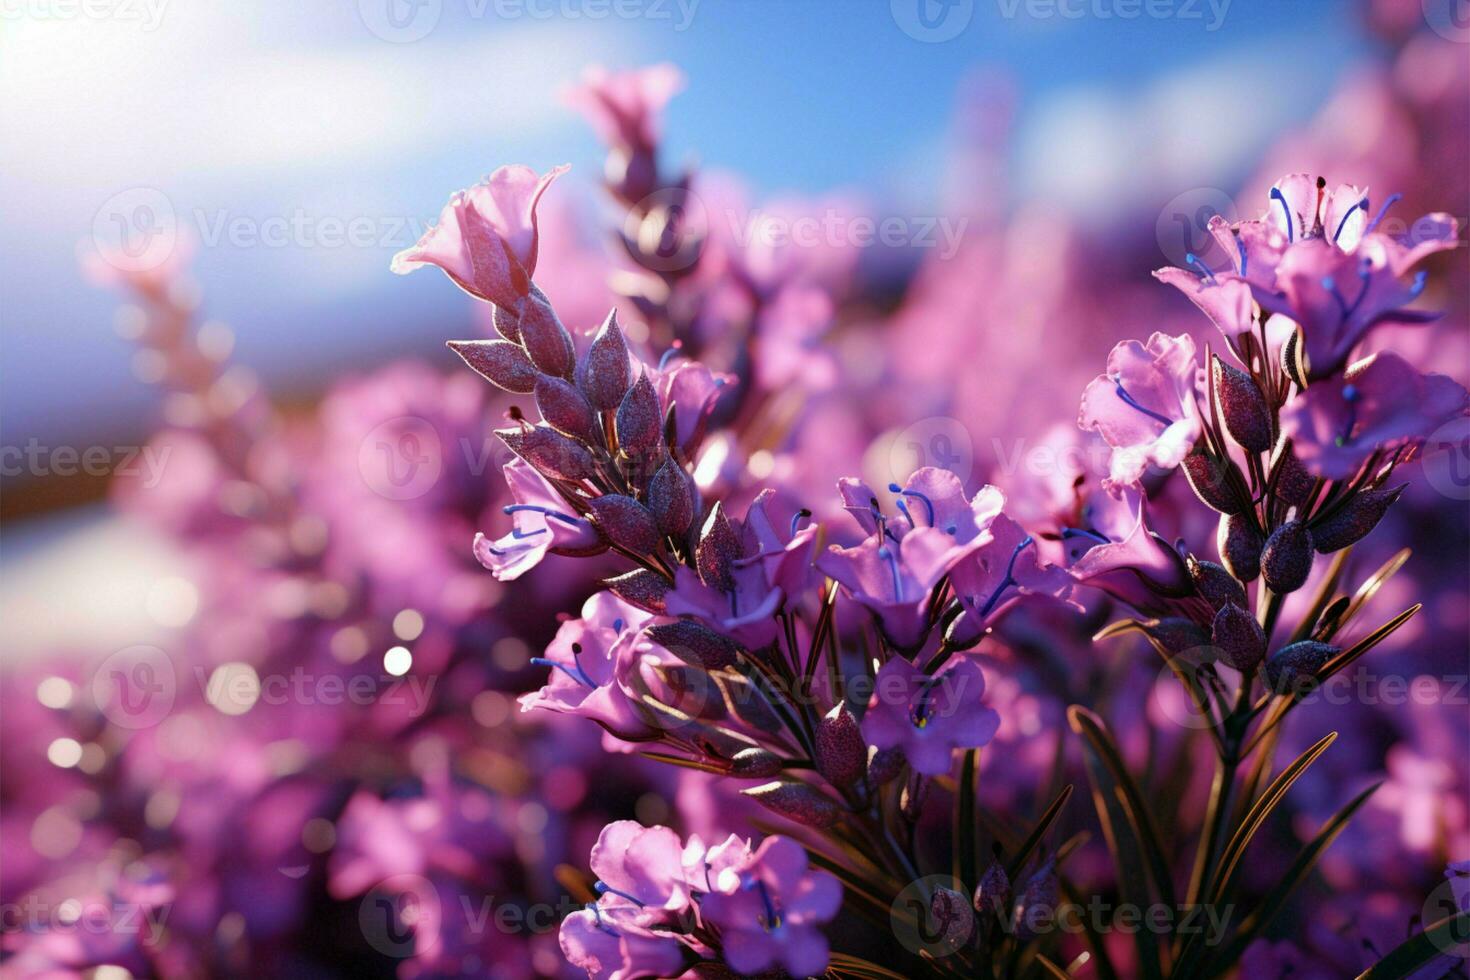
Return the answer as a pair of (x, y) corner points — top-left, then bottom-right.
(1355, 911), (1470, 979)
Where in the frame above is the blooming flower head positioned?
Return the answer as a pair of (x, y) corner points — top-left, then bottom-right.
(472, 458), (603, 581)
(559, 905), (688, 980)
(1064, 486), (1192, 613)
(946, 511), (1075, 647)
(860, 656), (1000, 775)
(699, 835), (842, 978)
(392, 164), (569, 310)
(563, 63), (684, 154)
(1078, 332), (1203, 490)
(1280, 350), (1470, 479)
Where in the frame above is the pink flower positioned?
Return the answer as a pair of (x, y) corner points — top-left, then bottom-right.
(564, 64), (684, 153)
(588, 820), (697, 915)
(559, 906), (687, 980)
(392, 164), (569, 310)
(1280, 350), (1470, 480)
(699, 836), (842, 977)
(1064, 487), (1192, 613)
(946, 513), (1075, 647)
(860, 657), (1000, 776)
(1078, 332), (1203, 490)
(472, 458), (603, 581)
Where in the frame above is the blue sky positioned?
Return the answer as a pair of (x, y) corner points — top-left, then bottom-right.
(1, 0), (1369, 446)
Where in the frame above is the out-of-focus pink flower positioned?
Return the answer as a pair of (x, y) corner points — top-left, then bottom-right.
(564, 64), (684, 153)
(1078, 332), (1202, 490)
(860, 656), (1000, 775)
(1280, 351), (1469, 479)
(699, 835), (841, 977)
(392, 164), (569, 309)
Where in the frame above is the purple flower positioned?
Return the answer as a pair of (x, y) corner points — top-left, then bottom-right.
(945, 512), (1075, 647)
(518, 592), (660, 740)
(559, 905), (688, 980)
(860, 657), (1000, 776)
(472, 458), (603, 580)
(589, 820), (697, 915)
(1065, 487), (1192, 613)
(563, 64), (684, 154)
(1280, 351), (1470, 480)
(650, 355), (733, 458)
(391, 164), (569, 310)
(700, 836), (842, 978)
(1078, 332), (1203, 490)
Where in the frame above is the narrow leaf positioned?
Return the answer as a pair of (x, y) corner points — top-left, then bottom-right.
(1355, 912), (1470, 979)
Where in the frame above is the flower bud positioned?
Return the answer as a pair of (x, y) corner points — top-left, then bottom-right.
(929, 887), (976, 948)
(815, 701), (866, 789)
(973, 861), (1011, 916)
(646, 620), (739, 670)
(603, 568), (670, 614)
(1217, 513), (1263, 583)
(742, 781), (841, 829)
(1261, 520), (1314, 594)
(1182, 448), (1245, 515)
(1311, 484), (1405, 554)
(588, 494), (660, 555)
(1212, 602), (1266, 674)
(491, 300), (521, 343)
(497, 425), (596, 482)
(647, 458), (694, 538)
(1140, 617), (1210, 654)
(1212, 355), (1273, 453)
(615, 373), (664, 458)
(695, 502), (742, 592)
(534, 375), (598, 443)
(1269, 438), (1315, 506)
(867, 746), (905, 785)
(1011, 862), (1059, 941)
(1264, 640), (1338, 695)
(448, 339), (539, 393)
(1187, 557), (1247, 611)
(517, 289), (575, 378)
(582, 309), (632, 410)
(728, 747), (783, 778)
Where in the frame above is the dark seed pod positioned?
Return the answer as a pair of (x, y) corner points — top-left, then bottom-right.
(1217, 513), (1264, 582)
(1212, 355), (1273, 453)
(588, 494), (660, 555)
(1261, 520), (1314, 593)
(929, 887), (976, 949)
(647, 458), (694, 538)
(742, 781), (841, 828)
(1264, 640), (1338, 695)
(603, 568), (670, 614)
(1212, 602), (1266, 674)
(517, 289), (575, 378)
(448, 339), (539, 393)
(815, 701), (866, 789)
(491, 300), (521, 343)
(497, 425), (596, 482)
(1182, 448), (1245, 515)
(645, 620), (739, 670)
(615, 373), (663, 458)
(974, 861), (1011, 915)
(534, 375), (598, 443)
(695, 502), (742, 592)
(582, 309), (633, 411)
(867, 746), (905, 785)
(1141, 617), (1211, 654)
(1188, 557), (1247, 611)
(728, 747), (782, 778)
(1269, 438), (1316, 506)
(1311, 484), (1405, 554)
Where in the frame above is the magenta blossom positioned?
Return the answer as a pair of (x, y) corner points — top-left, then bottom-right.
(472, 458), (604, 580)
(392, 164), (569, 310)
(559, 905), (688, 980)
(563, 64), (684, 154)
(860, 656), (1000, 776)
(1265, 173), (1370, 250)
(1280, 351), (1470, 480)
(1065, 487), (1192, 613)
(589, 820), (697, 915)
(518, 592), (660, 740)
(699, 836), (842, 978)
(946, 512), (1075, 647)
(1078, 332), (1203, 490)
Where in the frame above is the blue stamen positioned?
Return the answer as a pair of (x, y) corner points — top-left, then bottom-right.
(1365, 193), (1401, 234)
(1336, 384), (1360, 447)
(530, 656), (595, 688)
(877, 546), (904, 602)
(892, 495), (915, 528)
(588, 902), (619, 936)
(750, 879), (781, 931)
(1186, 252), (1217, 284)
(889, 483), (936, 526)
(503, 504), (583, 528)
(1236, 237), (1248, 278)
(1332, 198), (1369, 244)
(911, 674), (943, 728)
(658, 341), (683, 371)
(1061, 527), (1110, 545)
(1323, 276), (1349, 315)
(789, 509), (812, 538)
(594, 882), (646, 908)
(1111, 377), (1177, 428)
(1409, 269), (1427, 299)
(1270, 187), (1294, 242)
(612, 619), (624, 633)
(975, 535), (1035, 619)
(511, 527), (547, 540)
